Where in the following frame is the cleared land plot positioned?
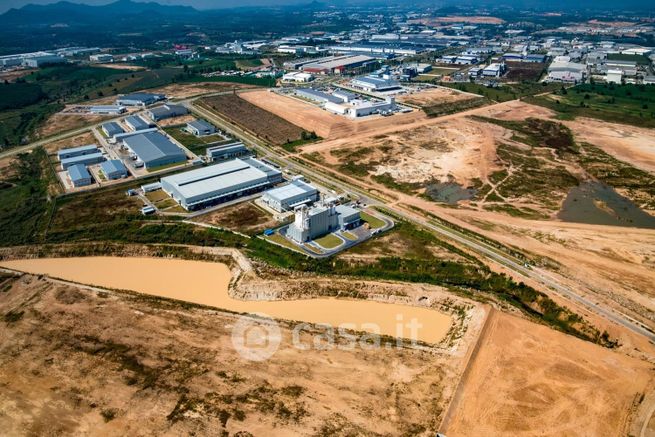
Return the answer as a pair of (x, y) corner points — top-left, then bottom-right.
(195, 201), (278, 235)
(0, 274), (463, 436)
(37, 113), (109, 138)
(146, 81), (255, 99)
(397, 87), (479, 107)
(444, 310), (654, 437)
(45, 132), (97, 155)
(240, 90), (429, 140)
(503, 61), (546, 81)
(199, 94), (305, 146)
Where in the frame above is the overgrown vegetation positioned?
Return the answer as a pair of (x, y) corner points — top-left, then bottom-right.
(0, 148), (53, 245)
(441, 81), (561, 103)
(527, 83), (655, 128)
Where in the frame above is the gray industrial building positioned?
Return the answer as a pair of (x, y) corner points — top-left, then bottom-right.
(160, 157), (282, 211)
(116, 93), (166, 107)
(147, 104), (189, 121)
(101, 122), (125, 138)
(23, 55), (67, 68)
(122, 131), (187, 169)
(206, 141), (250, 162)
(90, 105), (126, 115)
(295, 88), (343, 104)
(125, 115), (153, 131)
(261, 178), (319, 212)
(68, 164), (93, 187)
(57, 144), (99, 160)
(112, 127), (158, 144)
(287, 201), (361, 243)
(100, 159), (128, 180)
(350, 75), (401, 92)
(186, 119), (217, 136)
(61, 152), (105, 170)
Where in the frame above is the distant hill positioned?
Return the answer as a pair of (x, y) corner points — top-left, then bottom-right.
(0, 0), (199, 26)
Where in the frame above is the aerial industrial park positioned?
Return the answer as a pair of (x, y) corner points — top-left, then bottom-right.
(0, 1), (654, 436)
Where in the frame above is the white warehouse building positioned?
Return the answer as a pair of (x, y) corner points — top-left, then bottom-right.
(160, 157), (282, 211)
(261, 178), (320, 212)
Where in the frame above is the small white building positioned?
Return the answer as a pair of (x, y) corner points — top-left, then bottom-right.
(606, 69), (623, 84)
(282, 72), (314, 82)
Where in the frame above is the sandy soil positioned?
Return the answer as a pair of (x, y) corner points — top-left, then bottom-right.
(307, 116), (505, 187)
(93, 63), (146, 71)
(443, 310), (654, 436)
(396, 87), (478, 107)
(37, 113), (110, 138)
(564, 117), (655, 173)
(474, 100), (555, 120)
(0, 68), (36, 82)
(148, 82), (255, 100)
(0, 273), (466, 436)
(157, 114), (196, 127)
(240, 90), (429, 140)
(195, 201), (278, 235)
(44, 132), (97, 154)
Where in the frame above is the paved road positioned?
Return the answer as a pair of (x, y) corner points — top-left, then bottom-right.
(189, 100), (655, 342)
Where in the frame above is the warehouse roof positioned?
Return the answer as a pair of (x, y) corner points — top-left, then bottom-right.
(123, 131), (185, 164)
(264, 179), (317, 202)
(125, 115), (151, 131)
(68, 164), (91, 182)
(60, 152), (104, 167)
(101, 122), (124, 137)
(161, 158), (278, 202)
(100, 159), (127, 175)
(149, 104), (188, 119)
(118, 92), (165, 103)
(335, 204), (360, 221)
(187, 119), (215, 132)
(296, 88), (342, 103)
(57, 144), (98, 159)
(206, 141), (247, 155)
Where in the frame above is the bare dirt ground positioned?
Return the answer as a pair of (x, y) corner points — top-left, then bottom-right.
(411, 16), (505, 25)
(157, 114), (196, 127)
(0, 68), (36, 82)
(43, 132), (97, 154)
(474, 99), (555, 120)
(195, 201), (278, 235)
(564, 117), (655, 173)
(304, 116), (505, 188)
(443, 310), (654, 437)
(37, 113), (110, 138)
(240, 90), (429, 140)
(93, 63), (146, 71)
(396, 86), (478, 107)
(148, 82), (255, 100)
(0, 268), (478, 436)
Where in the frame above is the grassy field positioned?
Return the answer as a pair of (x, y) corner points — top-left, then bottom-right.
(162, 125), (228, 155)
(441, 81), (561, 102)
(527, 83), (655, 128)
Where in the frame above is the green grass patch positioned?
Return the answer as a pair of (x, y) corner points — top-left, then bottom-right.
(360, 212), (385, 229)
(314, 233), (343, 249)
(526, 83), (655, 128)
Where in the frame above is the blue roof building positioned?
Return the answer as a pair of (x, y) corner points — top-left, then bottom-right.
(61, 152), (105, 170)
(186, 119), (217, 137)
(101, 122), (125, 138)
(123, 131), (186, 169)
(125, 115), (152, 132)
(206, 141), (249, 162)
(68, 164), (93, 187)
(57, 144), (99, 160)
(100, 159), (128, 180)
(116, 93), (166, 107)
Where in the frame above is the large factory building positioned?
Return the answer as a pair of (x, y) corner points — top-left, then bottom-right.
(160, 157), (282, 211)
